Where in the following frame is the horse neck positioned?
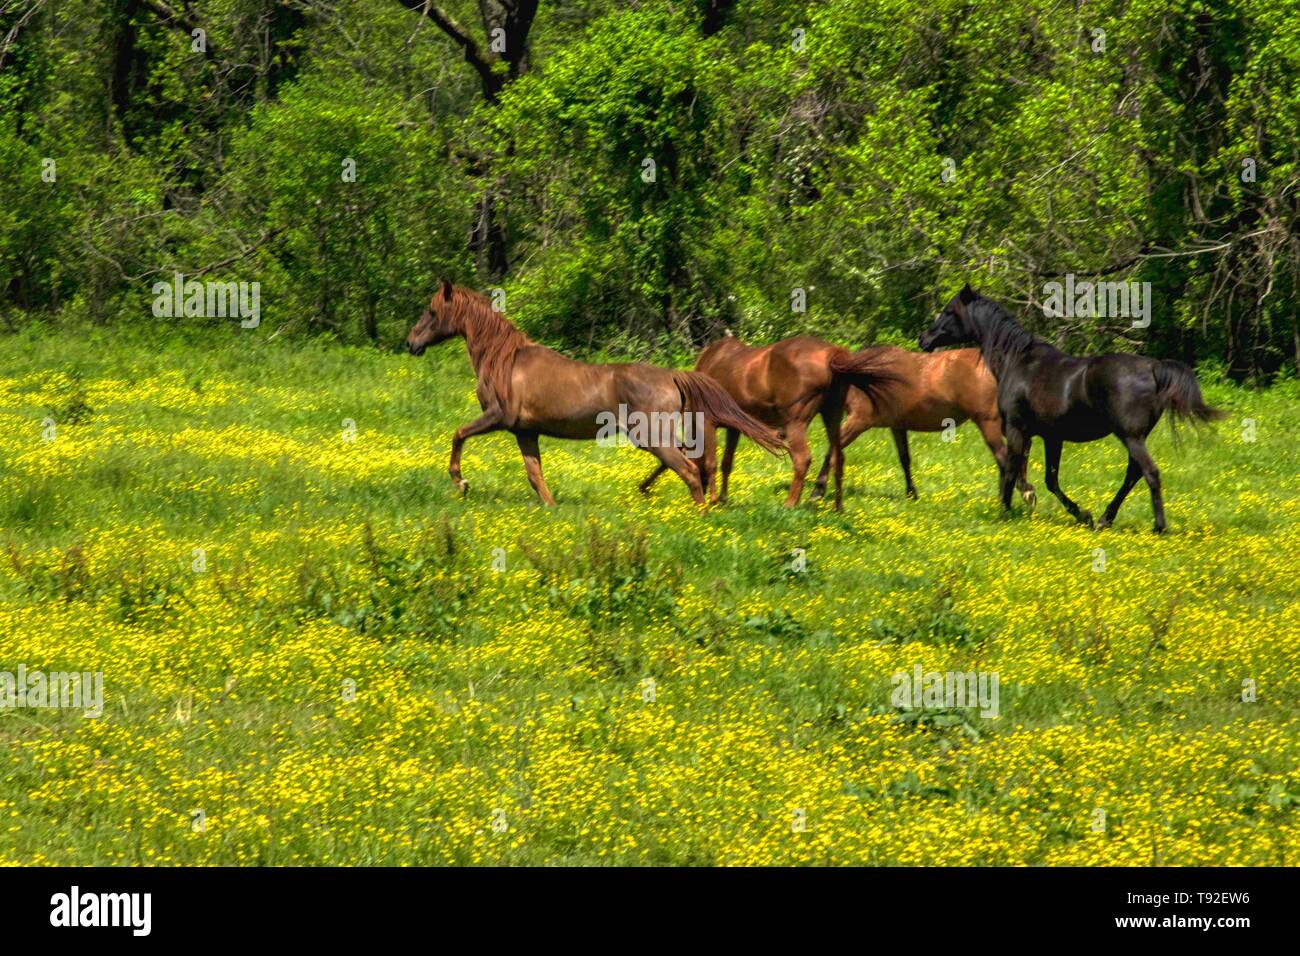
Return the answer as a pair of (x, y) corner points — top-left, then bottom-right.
(972, 309), (1037, 378)
(459, 301), (527, 399)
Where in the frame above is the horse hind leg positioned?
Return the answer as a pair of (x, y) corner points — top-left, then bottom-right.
(639, 463), (668, 496)
(1097, 449), (1143, 531)
(640, 413), (712, 499)
(1120, 435), (1166, 533)
(649, 444), (706, 505)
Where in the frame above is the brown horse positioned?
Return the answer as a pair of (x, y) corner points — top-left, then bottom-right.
(404, 281), (786, 505)
(809, 346), (1036, 504)
(639, 335), (898, 510)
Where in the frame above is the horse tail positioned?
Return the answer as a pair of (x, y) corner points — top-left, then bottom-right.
(1154, 359), (1226, 425)
(827, 346), (903, 411)
(672, 371), (787, 457)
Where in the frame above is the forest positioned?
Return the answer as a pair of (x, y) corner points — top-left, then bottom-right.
(2, 0), (1298, 379)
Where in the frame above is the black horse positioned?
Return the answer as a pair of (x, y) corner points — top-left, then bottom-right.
(919, 284), (1223, 533)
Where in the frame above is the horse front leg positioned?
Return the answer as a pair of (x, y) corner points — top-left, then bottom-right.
(891, 428), (917, 499)
(783, 421), (812, 507)
(515, 430), (557, 506)
(696, 423), (719, 504)
(1042, 436), (1092, 527)
(813, 395), (868, 500)
(973, 416), (1035, 507)
(1000, 427), (1030, 514)
(449, 410), (504, 495)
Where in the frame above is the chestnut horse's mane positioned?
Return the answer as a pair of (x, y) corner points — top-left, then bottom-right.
(451, 286), (531, 407)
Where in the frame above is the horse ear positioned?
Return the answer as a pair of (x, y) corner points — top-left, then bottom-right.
(440, 278), (454, 301)
(959, 283), (977, 304)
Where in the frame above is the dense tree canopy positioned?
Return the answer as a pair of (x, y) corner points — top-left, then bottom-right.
(2, 0), (1297, 378)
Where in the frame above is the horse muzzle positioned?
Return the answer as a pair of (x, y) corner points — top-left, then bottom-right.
(407, 341), (427, 357)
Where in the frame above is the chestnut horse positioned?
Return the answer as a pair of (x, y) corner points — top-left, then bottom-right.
(809, 347), (1036, 504)
(639, 335), (899, 510)
(405, 281), (786, 505)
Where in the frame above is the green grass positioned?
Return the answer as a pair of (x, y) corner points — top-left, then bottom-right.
(0, 324), (1297, 865)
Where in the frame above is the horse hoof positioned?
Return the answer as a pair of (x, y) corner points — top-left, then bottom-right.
(1079, 510), (1094, 529)
(905, 488), (918, 500)
(455, 479), (470, 496)
(809, 487), (825, 501)
(1153, 524), (1167, 535)
(1096, 517), (1112, 531)
(1022, 490), (1037, 508)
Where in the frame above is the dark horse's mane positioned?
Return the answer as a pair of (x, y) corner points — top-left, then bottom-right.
(452, 286), (531, 406)
(966, 295), (1043, 378)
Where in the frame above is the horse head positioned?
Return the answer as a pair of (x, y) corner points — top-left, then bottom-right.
(406, 279), (460, 356)
(919, 283), (979, 351)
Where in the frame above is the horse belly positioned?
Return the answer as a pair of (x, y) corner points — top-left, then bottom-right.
(535, 416), (604, 440)
(515, 386), (614, 439)
(1054, 409), (1112, 443)
(893, 396), (968, 431)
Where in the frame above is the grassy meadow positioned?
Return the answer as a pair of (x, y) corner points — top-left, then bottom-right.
(1, 324), (1297, 865)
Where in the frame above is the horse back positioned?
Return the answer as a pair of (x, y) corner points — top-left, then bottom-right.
(844, 346), (995, 429)
(697, 335), (837, 422)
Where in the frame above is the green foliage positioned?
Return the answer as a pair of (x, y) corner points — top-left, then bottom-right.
(222, 76), (473, 340)
(519, 522), (677, 629)
(294, 520), (478, 641)
(3, 0), (1299, 377)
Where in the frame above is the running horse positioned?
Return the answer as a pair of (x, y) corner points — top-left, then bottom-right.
(639, 335), (899, 510)
(404, 281), (786, 505)
(919, 284), (1224, 532)
(808, 346), (1036, 504)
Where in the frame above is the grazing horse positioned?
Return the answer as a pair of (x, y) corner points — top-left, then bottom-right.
(919, 284), (1223, 532)
(808, 347), (1035, 504)
(405, 280), (786, 505)
(639, 335), (899, 510)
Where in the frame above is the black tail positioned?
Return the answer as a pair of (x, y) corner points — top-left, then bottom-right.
(827, 346), (903, 410)
(1154, 359), (1226, 425)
